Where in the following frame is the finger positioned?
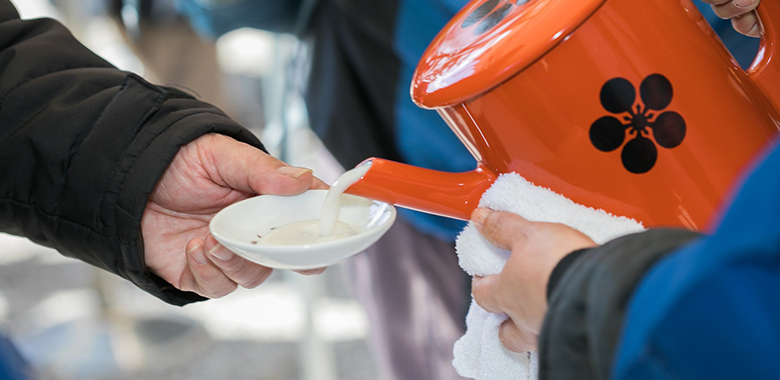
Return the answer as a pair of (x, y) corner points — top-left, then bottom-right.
(472, 275), (504, 314)
(206, 134), (314, 196)
(183, 238), (238, 298)
(295, 268), (327, 276)
(732, 11), (760, 37)
(204, 234), (273, 289)
(711, 0), (759, 19)
(472, 207), (530, 250)
(499, 320), (537, 353)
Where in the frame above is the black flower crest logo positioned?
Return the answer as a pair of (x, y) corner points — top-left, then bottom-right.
(589, 74), (686, 174)
(461, 0), (527, 35)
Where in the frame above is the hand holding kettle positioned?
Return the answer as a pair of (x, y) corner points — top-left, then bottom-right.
(459, 0), (778, 356)
(703, 0), (761, 36)
(469, 208), (597, 353)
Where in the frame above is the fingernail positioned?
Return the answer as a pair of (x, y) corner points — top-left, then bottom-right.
(747, 23), (760, 37)
(472, 207), (491, 228)
(277, 166), (313, 179)
(208, 243), (234, 261)
(188, 244), (207, 264)
(297, 268), (327, 276)
(735, 0), (756, 8)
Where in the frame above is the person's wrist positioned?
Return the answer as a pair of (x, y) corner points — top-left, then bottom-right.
(546, 248), (591, 301)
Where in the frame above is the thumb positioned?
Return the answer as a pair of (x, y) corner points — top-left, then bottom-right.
(471, 208), (530, 251)
(499, 320), (537, 353)
(205, 134), (314, 195)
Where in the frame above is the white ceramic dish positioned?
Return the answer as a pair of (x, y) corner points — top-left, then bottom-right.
(209, 189), (396, 270)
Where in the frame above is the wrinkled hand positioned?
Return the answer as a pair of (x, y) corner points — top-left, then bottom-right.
(142, 133), (326, 299)
(702, 0), (761, 37)
(470, 208), (597, 352)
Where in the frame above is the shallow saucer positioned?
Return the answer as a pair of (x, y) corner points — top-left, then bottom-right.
(209, 189), (396, 270)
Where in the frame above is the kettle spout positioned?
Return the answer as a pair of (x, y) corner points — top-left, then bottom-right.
(345, 158), (496, 220)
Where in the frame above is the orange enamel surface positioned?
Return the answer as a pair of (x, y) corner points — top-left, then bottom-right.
(351, 0), (780, 231)
(412, 0), (605, 108)
(345, 158), (496, 221)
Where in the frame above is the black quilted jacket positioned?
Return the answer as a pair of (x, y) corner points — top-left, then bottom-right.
(0, 1), (262, 306)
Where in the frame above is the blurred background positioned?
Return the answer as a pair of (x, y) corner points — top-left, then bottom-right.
(2, 1), (761, 380)
(1, 0), (377, 379)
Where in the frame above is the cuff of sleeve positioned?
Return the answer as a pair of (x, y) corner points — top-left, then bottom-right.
(64, 74), (264, 306)
(546, 248), (590, 301)
(115, 96), (263, 306)
(538, 228), (700, 380)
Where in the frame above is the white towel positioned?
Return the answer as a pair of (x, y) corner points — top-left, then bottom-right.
(452, 173), (646, 380)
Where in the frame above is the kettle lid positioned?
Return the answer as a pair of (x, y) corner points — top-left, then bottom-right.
(412, 0), (605, 108)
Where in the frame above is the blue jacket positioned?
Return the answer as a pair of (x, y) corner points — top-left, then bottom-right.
(539, 138), (779, 380)
(613, 137), (780, 379)
(0, 334), (28, 380)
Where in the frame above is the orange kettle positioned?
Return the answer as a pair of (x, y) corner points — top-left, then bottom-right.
(345, 0), (780, 230)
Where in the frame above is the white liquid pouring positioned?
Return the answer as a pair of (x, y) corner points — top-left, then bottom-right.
(319, 162), (372, 237)
(256, 163), (372, 246)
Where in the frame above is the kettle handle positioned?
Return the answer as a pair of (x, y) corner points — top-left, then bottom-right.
(747, 0), (780, 111)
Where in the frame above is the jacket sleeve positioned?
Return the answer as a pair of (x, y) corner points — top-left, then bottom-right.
(537, 228), (701, 380)
(612, 139), (780, 379)
(0, 1), (263, 306)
